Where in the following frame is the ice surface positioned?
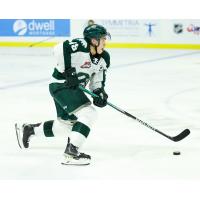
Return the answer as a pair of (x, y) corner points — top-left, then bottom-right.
(0, 47), (200, 180)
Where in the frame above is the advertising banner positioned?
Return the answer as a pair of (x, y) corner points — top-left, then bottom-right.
(0, 19), (70, 37)
(93, 19), (161, 42)
(170, 20), (200, 38)
(96, 20), (141, 37)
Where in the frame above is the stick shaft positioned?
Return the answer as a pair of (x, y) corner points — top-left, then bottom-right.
(79, 85), (176, 141)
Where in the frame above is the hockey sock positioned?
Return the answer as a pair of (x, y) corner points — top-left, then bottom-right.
(34, 120), (55, 137)
(43, 120), (54, 137)
(70, 122), (90, 147)
(34, 122), (45, 136)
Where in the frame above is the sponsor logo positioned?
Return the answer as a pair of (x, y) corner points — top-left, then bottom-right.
(144, 23), (156, 36)
(100, 20), (139, 27)
(187, 24), (200, 35)
(13, 20), (28, 35)
(98, 20), (140, 37)
(13, 19), (55, 36)
(174, 23), (183, 34)
(80, 61), (91, 68)
(0, 19), (70, 37)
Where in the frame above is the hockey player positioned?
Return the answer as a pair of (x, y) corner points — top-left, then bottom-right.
(15, 24), (111, 166)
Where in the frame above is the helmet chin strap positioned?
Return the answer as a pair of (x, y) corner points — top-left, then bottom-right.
(90, 38), (100, 54)
(95, 46), (98, 54)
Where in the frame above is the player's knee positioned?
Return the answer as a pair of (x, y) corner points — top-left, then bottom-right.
(75, 105), (98, 127)
(51, 118), (72, 137)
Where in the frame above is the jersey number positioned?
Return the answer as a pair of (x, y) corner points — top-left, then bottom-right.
(70, 42), (79, 51)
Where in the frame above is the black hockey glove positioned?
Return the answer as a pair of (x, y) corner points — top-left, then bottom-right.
(93, 88), (108, 108)
(65, 68), (79, 89)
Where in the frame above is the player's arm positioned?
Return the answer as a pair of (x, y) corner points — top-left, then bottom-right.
(89, 52), (110, 107)
(89, 70), (108, 107)
(62, 39), (89, 89)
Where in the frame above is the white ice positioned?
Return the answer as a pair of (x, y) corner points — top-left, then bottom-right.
(0, 47), (200, 180)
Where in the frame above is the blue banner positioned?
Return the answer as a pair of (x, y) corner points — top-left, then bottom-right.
(0, 19), (70, 37)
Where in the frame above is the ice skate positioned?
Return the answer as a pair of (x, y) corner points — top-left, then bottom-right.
(61, 138), (91, 166)
(15, 123), (40, 148)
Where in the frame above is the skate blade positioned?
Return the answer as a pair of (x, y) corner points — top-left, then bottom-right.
(61, 154), (90, 166)
(15, 123), (23, 149)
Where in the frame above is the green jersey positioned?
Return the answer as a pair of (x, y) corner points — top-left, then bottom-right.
(52, 38), (110, 91)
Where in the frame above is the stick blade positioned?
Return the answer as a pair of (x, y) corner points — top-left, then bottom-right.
(172, 129), (190, 142)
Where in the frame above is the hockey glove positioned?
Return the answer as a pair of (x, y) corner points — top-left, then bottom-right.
(65, 68), (79, 89)
(93, 88), (108, 108)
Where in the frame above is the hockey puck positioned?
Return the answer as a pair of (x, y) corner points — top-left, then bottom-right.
(173, 151), (181, 155)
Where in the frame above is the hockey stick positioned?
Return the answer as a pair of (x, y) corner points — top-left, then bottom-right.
(79, 85), (190, 142)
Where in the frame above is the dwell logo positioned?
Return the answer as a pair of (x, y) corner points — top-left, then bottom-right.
(13, 19), (55, 36)
(13, 20), (27, 35)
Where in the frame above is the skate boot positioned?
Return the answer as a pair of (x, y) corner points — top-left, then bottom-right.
(15, 123), (40, 148)
(61, 138), (91, 166)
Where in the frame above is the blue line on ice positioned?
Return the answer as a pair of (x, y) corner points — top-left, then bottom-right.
(1, 51), (200, 90)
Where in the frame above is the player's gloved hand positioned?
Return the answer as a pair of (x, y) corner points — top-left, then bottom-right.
(65, 68), (79, 89)
(93, 88), (108, 107)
